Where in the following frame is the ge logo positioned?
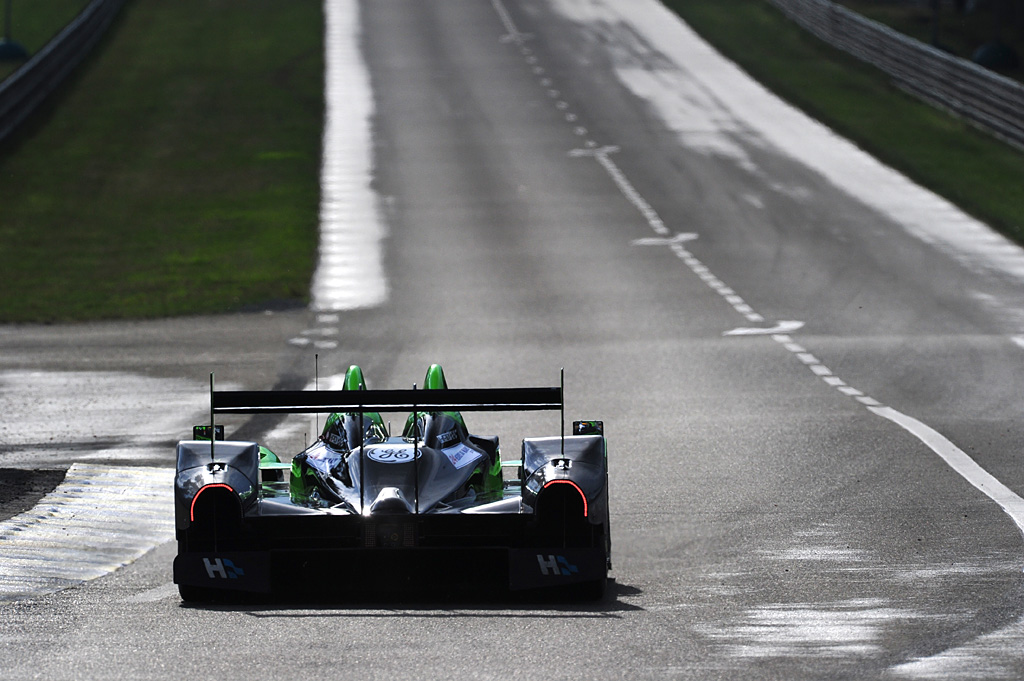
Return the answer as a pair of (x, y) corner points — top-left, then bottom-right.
(366, 446), (421, 464)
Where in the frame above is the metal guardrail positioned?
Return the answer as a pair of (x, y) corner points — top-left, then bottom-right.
(765, 0), (1024, 148)
(0, 0), (127, 147)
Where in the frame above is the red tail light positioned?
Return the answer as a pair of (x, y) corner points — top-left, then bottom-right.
(190, 483), (236, 523)
(541, 479), (588, 517)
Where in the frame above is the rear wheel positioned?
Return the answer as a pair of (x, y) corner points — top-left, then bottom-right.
(580, 576), (607, 601)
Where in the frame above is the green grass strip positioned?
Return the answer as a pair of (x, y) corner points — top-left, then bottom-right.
(663, 0), (1024, 245)
(0, 0), (322, 322)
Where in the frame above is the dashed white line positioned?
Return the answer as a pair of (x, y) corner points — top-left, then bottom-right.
(726, 323), (803, 337)
(489, 0), (1024, 548)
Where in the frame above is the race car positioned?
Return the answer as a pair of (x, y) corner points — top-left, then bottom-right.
(173, 365), (610, 602)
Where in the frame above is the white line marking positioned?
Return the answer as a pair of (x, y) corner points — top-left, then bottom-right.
(568, 145), (621, 157)
(580, 147), (671, 237)
(725, 321), (805, 336)
(311, 0), (387, 311)
(869, 407), (1024, 535)
(491, 0), (528, 45)
(631, 233), (699, 246)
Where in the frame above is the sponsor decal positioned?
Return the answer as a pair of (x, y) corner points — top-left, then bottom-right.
(203, 557), (245, 580)
(366, 445), (421, 464)
(301, 447), (342, 477)
(536, 554), (579, 577)
(443, 443), (483, 470)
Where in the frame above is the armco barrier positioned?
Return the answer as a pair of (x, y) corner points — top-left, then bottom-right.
(765, 0), (1024, 148)
(0, 0), (127, 147)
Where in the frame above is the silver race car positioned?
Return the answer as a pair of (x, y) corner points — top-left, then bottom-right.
(173, 364), (610, 602)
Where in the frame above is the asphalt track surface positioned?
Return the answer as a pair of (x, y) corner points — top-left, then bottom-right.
(4, 0), (1024, 678)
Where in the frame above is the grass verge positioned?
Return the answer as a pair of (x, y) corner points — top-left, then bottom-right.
(0, 0), (322, 322)
(662, 0), (1024, 245)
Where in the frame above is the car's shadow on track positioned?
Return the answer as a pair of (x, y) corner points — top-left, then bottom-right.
(177, 579), (644, 616)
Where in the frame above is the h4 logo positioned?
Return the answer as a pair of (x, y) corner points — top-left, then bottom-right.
(536, 554), (579, 576)
(203, 557), (245, 580)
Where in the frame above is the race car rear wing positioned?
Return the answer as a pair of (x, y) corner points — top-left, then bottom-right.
(193, 372), (586, 512)
(202, 372), (566, 453)
(211, 386), (563, 414)
(203, 371), (567, 450)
